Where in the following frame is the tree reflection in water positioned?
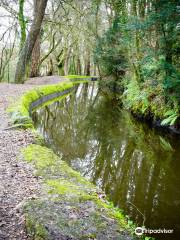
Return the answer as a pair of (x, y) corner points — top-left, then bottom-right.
(32, 83), (180, 239)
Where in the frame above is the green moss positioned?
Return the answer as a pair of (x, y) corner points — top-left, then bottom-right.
(31, 131), (46, 146)
(80, 233), (97, 239)
(8, 80), (93, 129)
(8, 82), (74, 126)
(66, 75), (94, 79)
(46, 179), (83, 195)
(57, 161), (94, 187)
(21, 144), (136, 234)
(96, 199), (133, 231)
(21, 144), (58, 169)
(22, 145), (92, 184)
(26, 214), (49, 240)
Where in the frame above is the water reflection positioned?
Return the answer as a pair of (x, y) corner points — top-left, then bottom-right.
(32, 83), (180, 240)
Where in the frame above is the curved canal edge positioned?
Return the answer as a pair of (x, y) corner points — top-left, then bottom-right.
(8, 81), (143, 239)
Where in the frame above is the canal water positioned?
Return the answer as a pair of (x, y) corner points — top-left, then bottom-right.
(32, 83), (180, 240)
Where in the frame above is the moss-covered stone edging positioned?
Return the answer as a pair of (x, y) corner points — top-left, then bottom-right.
(70, 77), (98, 82)
(21, 144), (139, 240)
(8, 81), (86, 128)
(66, 75), (98, 81)
(29, 88), (73, 113)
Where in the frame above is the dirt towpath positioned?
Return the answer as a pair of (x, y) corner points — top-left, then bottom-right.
(0, 76), (66, 239)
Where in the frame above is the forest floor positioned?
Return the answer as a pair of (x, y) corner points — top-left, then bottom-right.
(0, 76), (67, 239)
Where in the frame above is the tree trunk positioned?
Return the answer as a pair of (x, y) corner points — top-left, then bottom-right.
(132, 0), (143, 82)
(18, 0), (26, 49)
(64, 48), (71, 76)
(76, 57), (81, 75)
(15, 0), (48, 83)
(84, 50), (90, 76)
(30, 33), (40, 77)
(47, 58), (53, 76)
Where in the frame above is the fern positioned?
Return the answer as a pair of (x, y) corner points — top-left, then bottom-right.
(159, 137), (174, 151)
(161, 110), (178, 126)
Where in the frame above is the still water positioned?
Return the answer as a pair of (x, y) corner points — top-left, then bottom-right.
(32, 83), (180, 240)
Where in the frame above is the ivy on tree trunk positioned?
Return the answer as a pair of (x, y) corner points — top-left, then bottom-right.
(15, 0), (48, 83)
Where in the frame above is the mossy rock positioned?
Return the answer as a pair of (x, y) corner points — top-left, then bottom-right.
(24, 199), (133, 240)
(21, 144), (137, 240)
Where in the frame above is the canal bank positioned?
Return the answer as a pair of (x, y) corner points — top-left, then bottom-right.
(32, 82), (180, 240)
(6, 80), (138, 239)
